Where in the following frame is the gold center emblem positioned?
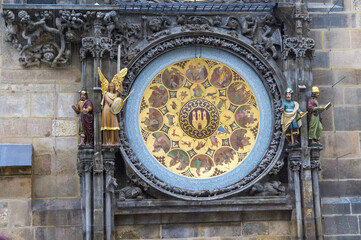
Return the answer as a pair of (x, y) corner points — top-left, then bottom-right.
(179, 99), (219, 139)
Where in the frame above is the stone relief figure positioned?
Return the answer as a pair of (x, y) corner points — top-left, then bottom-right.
(72, 89), (94, 146)
(118, 186), (143, 201)
(280, 87), (306, 146)
(249, 181), (286, 196)
(98, 67), (128, 146)
(308, 86), (331, 145)
(241, 15), (257, 39)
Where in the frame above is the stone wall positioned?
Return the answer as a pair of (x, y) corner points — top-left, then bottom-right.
(115, 212), (293, 240)
(0, 13), (83, 240)
(1, 0), (361, 239)
(310, 0), (361, 239)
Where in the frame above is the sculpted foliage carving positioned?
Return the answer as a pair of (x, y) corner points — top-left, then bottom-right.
(2, 9), (143, 66)
(3, 9), (284, 67)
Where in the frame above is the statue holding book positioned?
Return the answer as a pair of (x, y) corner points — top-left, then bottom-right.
(307, 86), (331, 145)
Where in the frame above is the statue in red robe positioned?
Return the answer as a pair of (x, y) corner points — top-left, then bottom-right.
(72, 89), (94, 146)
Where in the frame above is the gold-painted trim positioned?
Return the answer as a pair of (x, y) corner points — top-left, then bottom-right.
(101, 127), (120, 130)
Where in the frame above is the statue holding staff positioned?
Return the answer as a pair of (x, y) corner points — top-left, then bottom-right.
(72, 89), (94, 146)
(280, 87), (306, 146)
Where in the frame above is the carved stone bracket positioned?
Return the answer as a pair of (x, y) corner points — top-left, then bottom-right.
(269, 158), (285, 175)
(282, 37), (315, 60)
(102, 147), (118, 194)
(119, 33), (285, 200)
(287, 147), (302, 172)
(77, 147), (94, 177)
(310, 145), (323, 170)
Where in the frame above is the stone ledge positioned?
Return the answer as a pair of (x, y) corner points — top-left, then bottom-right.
(116, 196), (292, 215)
(115, 211), (291, 226)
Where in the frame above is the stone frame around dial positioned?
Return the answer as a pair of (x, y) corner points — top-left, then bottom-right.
(119, 32), (285, 200)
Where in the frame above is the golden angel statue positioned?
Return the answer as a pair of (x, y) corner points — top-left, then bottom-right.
(98, 67), (128, 146)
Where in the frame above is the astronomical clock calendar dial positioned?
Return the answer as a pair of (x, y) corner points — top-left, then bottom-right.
(139, 58), (260, 179)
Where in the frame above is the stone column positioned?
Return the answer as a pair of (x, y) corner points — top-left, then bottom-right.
(287, 147), (303, 240)
(80, 33), (115, 240)
(77, 147), (94, 240)
(311, 145), (324, 240)
(103, 147), (118, 240)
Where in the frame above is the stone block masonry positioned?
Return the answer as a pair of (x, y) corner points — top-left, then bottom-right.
(0, 20), (83, 240)
(309, 1), (361, 239)
(322, 197), (361, 239)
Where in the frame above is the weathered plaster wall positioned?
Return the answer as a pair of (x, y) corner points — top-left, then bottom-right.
(310, 0), (361, 239)
(0, 7), (83, 239)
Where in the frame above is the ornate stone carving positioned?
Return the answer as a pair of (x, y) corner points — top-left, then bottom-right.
(2, 9), (143, 66)
(310, 145), (323, 170)
(127, 172), (149, 192)
(117, 186), (144, 201)
(93, 151), (104, 175)
(290, 160), (302, 172)
(249, 14), (282, 60)
(249, 181), (286, 196)
(2, 10), (72, 67)
(287, 147), (302, 172)
(282, 37), (315, 60)
(119, 34), (284, 200)
(3, 10), (283, 66)
(269, 158), (285, 175)
(77, 148), (94, 177)
(80, 37), (114, 59)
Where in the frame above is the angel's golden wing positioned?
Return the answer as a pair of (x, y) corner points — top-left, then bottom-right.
(111, 68), (128, 92)
(98, 67), (109, 95)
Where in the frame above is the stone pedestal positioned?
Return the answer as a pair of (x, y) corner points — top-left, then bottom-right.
(103, 147), (118, 240)
(77, 147), (94, 240)
(287, 147), (303, 240)
(310, 145), (324, 240)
